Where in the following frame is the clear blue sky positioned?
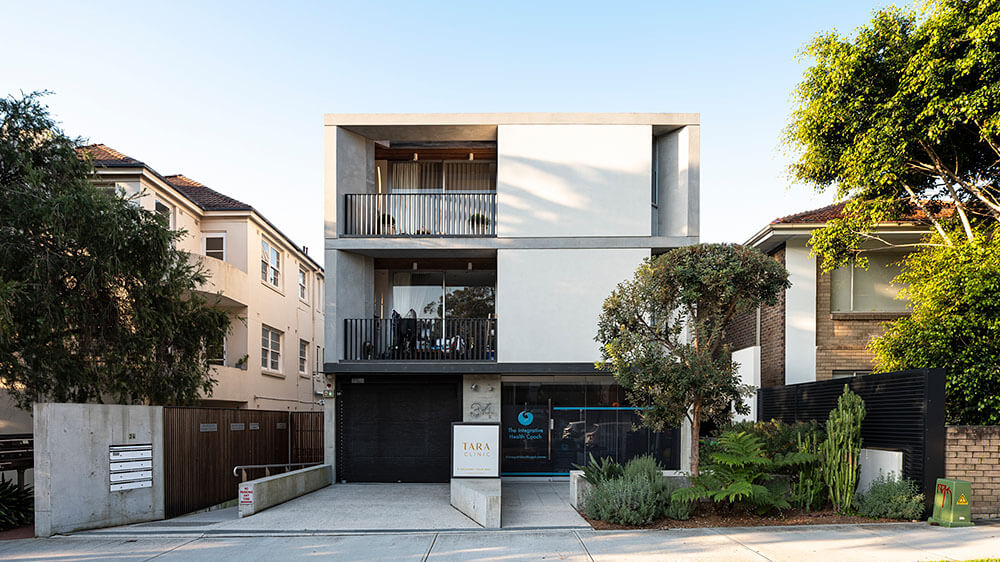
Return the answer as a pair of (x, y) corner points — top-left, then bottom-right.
(2, 0), (898, 260)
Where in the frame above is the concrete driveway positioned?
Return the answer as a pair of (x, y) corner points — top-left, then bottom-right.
(88, 481), (587, 534)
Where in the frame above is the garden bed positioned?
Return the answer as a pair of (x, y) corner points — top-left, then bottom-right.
(581, 503), (909, 530)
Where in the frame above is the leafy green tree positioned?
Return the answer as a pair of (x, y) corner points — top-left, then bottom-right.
(785, 0), (1000, 268)
(870, 234), (1000, 424)
(0, 92), (229, 408)
(596, 244), (790, 476)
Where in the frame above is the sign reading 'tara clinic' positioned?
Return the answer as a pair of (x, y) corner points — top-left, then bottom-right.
(452, 423), (500, 478)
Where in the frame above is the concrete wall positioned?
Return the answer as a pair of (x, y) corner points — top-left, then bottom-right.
(732, 346), (760, 422)
(784, 240), (817, 384)
(238, 464), (332, 517)
(945, 425), (1000, 519)
(463, 375), (501, 423)
(33, 403), (164, 536)
(496, 248), (649, 362)
(654, 126), (700, 238)
(329, 250), (374, 362)
(496, 125), (652, 238)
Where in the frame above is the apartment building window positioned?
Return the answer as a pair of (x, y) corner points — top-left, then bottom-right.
(203, 233), (226, 261)
(316, 345), (322, 372)
(261, 239), (281, 287)
(261, 325), (281, 372)
(154, 199), (174, 228)
(298, 268), (308, 301)
(830, 252), (909, 313)
(299, 340), (308, 374)
(208, 337), (226, 366)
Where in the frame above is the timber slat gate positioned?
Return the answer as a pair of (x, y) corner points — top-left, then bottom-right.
(163, 407), (323, 518)
(757, 368), (945, 514)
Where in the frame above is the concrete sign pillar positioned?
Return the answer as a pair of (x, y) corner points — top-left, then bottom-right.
(450, 422), (501, 528)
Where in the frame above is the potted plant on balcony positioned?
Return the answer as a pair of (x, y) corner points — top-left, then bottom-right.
(235, 354), (248, 371)
(469, 213), (491, 235)
(378, 213), (396, 235)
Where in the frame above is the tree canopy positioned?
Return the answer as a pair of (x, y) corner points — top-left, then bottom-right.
(596, 243), (790, 475)
(785, 0), (1000, 268)
(0, 92), (229, 408)
(870, 232), (1000, 424)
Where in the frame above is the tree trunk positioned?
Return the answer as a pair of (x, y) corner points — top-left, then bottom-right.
(690, 396), (702, 477)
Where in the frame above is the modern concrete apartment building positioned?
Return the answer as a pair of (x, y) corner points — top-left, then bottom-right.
(727, 202), (935, 391)
(323, 113), (700, 482)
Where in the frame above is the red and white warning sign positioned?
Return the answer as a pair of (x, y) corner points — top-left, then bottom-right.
(239, 485), (254, 505)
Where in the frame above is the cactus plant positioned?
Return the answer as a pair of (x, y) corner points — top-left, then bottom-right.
(821, 385), (865, 514)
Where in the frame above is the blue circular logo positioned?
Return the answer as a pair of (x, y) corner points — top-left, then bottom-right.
(517, 411), (534, 426)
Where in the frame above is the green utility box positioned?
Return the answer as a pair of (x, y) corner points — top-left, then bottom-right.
(928, 478), (974, 527)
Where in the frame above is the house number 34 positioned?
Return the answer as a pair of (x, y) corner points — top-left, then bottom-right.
(469, 402), (495, 418)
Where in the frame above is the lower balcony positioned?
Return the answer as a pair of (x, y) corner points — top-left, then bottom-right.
(344, 318), (496, 361)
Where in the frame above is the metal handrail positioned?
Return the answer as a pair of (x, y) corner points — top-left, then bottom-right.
(232, 462), (321, 479)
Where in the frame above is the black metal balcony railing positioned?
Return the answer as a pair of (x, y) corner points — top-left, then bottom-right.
(344, 318), (497, 361)
(344, 192), (496, 237)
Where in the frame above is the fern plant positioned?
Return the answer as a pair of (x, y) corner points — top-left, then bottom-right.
(672, 431), (816, 514)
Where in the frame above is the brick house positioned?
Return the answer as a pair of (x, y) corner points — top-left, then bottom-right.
(727, 202), (939, 393)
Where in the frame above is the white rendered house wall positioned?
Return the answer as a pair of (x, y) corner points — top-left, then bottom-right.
(784, 240), (817, 384)
(496, 248), (649, 363)
(496, 124), (652, 238)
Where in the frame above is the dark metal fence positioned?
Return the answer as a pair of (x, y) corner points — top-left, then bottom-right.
(757, 368), (945, 513)
(163, 408), (323, 518)
(343, 192), (496, 237)
(344, 318), (497, 361)
(0, 434), (33, 488)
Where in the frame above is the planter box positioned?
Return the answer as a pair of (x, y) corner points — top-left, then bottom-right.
(569, 470), (689, 509)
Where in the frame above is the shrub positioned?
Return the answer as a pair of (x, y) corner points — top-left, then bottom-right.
(0, 481), (32, 530)
(583, 474), (663, 525)
(673, 431), (817, 514)
(623, 454), (662, 483)
(574, 453), (624, 485)
(856, 475), (925, 520)
(821, 386), (865, 514)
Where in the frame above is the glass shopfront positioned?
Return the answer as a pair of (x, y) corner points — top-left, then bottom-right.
(501, 378), (680, 476)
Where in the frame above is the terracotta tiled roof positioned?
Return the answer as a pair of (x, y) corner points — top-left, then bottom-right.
(163, 174), (252, 211)
(772, 201), (954, 225)
(76, 144), (144, 166)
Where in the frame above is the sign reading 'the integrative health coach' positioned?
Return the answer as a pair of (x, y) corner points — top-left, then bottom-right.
(452, 423), (500, 478)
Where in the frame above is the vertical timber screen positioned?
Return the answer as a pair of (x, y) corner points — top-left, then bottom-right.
(163, 408), (324, 518)
(757, 369), (945, 513)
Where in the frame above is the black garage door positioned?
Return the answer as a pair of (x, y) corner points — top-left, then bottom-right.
(337, 375), (462, 482)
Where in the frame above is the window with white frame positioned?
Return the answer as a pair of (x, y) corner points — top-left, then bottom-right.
(203, 233), (226, 261)
(261, 325), (281, 371)
(154, 199), (175, 228)
(298, 268), (308, 301)
(261, 239), (280, 287)
(830, 252), (909, 313)
(208, 337), (226, 366)
(299, 340), (308, 374)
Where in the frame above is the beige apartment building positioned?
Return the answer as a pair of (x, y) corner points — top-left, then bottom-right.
(0, 145), (324, 436)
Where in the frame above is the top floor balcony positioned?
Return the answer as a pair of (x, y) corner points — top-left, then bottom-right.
(343, 191), (496, 237)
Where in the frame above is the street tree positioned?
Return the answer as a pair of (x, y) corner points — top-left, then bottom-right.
(785, 0), (1000, 268)
(596, 244), (790, 475)
(0, 91), (230, 408)
(785, 0), (1000, 423)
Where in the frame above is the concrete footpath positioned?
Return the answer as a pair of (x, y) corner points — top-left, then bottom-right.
(1, 522), (998, 561)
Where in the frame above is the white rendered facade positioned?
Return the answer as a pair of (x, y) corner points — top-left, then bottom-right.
(323, 114), (700, 481)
